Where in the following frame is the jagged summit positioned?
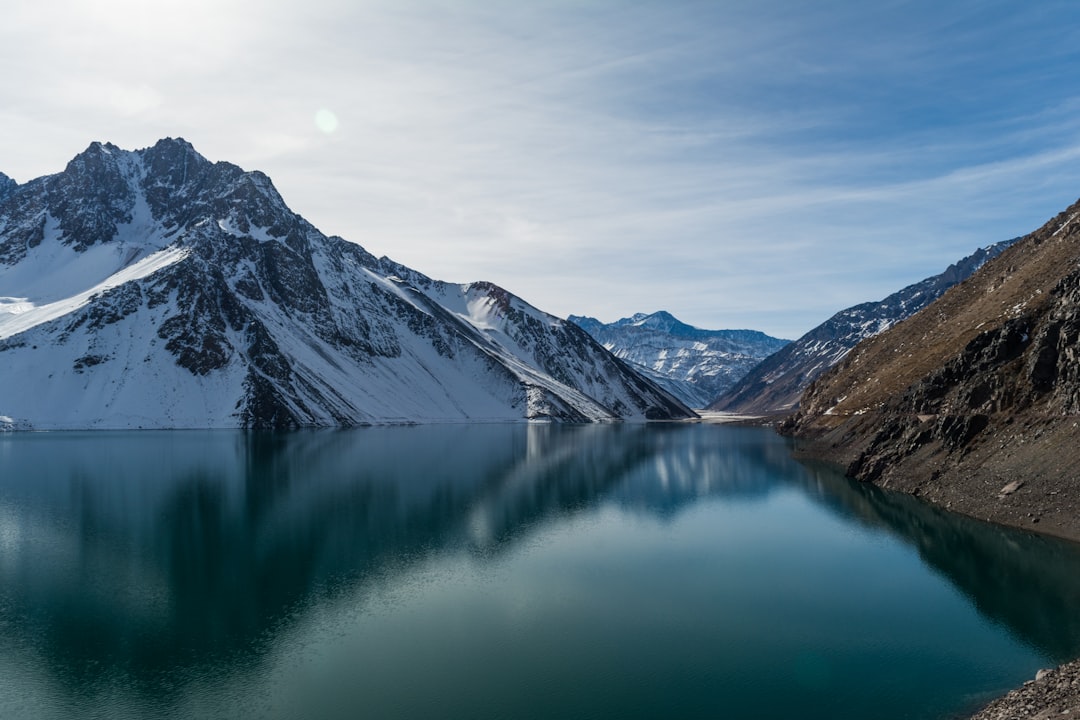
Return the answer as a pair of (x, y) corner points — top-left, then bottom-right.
(575, 311), (781, 344)
(570, 311), (788, 408)
(0, 140), (693, 429)
(629, 311), (685, 333)
(151, 136), (197, 152)
(630, 311), (671, 325)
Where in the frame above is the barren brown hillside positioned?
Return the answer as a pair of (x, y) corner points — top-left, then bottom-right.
(800, 196), (1080, 424)
(788, 195), (1080, 543)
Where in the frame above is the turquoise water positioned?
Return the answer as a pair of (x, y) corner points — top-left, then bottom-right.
(1, 423), (1078, 719)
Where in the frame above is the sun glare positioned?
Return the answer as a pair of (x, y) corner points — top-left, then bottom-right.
(314, 108), (339, 134)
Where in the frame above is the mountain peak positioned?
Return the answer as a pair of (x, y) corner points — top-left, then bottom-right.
(138, 137), (214, 188)
(151, 136), (197, 153)
(0, 139), (694, 428)
(86, 140), (122, 155)
(64, 140), (125, 175)
(571, 313), (789, 408)
(629, 311), (680, 330)
(618, 311), (776, 341)
(0, 172), (15, 202)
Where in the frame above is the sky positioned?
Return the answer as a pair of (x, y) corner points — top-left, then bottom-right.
(4, 0), (1080, 339)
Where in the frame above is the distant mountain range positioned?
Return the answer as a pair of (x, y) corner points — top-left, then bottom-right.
(569, 312), (788, 408)
(0, 139), (694, 429)
(709, 239), (1017, 415)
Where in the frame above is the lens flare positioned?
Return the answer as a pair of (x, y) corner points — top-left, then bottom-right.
(314, 108), (339, 134)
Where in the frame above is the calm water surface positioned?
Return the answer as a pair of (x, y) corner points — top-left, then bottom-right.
(1, 424), (1079, 719)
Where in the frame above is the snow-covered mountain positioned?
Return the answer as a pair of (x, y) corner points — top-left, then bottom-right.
(710, 239), (1018, 415)
(0, 139), (694, 429)
(569, 311), (789, 408)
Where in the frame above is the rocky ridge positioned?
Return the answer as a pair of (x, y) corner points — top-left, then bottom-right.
(0, 139), (694, 429)
(711, 239), (1017, 415)
(569, 311), (788, 408)
(786, 195), (1080, 542)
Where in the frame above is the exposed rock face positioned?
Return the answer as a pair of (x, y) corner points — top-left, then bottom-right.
(711, 239), (1016, 415)
(569, 311), (788, 408)
(787, 196), (1080, 542)
(0, 172), (15, 203)
(0, 139), (694, 429)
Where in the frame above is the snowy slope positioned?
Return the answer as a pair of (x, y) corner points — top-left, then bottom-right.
(570, 311), (788, 408)
(710, 239), (1019, 415)
(0, 139), (694, 429)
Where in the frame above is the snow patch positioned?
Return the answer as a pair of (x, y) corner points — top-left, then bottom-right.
(463, 294), (501, 331)
(1052, 212), (1079, 238)
(0, 415), (31, 432)
(0, 245), (189, 340)
(216, 216), (276, 242)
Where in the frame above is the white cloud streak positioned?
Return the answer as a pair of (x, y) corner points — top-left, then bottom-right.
(4, 0), (1080, 337)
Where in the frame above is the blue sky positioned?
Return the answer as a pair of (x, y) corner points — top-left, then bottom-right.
(4, 0), (1080, 338)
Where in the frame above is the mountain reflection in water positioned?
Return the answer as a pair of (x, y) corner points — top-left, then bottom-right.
(0, 424), (1078, 719)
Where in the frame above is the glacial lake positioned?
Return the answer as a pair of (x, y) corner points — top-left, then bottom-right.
(1, 424), (1080, 720)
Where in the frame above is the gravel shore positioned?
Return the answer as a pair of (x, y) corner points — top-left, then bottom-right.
(966, 659), (1080, 719)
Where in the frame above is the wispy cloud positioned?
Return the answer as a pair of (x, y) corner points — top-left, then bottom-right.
(4, 0), (1080, 337)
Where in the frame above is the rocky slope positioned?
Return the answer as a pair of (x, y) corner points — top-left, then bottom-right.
(711, 240), (1016, 415)
(786, 195), (1080, 542)
(0, 139), (694, 429)
(569, 311), (788, 408)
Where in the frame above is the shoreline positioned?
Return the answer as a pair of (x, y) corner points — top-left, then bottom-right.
(964, 660), (1080, 719)
(689, 410), (766, 424)
(787, 431), (1080, 719)
(785, 424), (1080, 545)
